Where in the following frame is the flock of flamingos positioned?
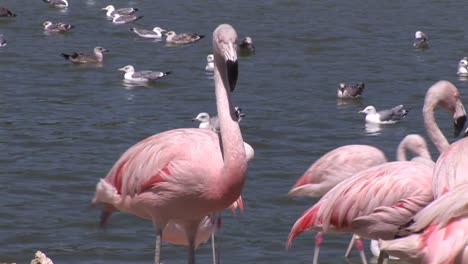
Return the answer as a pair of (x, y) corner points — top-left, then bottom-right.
(2, 2), (468, 264)
(92, 26), (467, 264)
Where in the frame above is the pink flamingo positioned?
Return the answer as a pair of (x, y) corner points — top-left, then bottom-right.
(372, 80), (468, 263)
(288, 145), (387, 198)
(288, 144), (387, 263)
(422, 81), (468, 198)
(379, 182), (468, 263)
(396, 134), (433, 167)
(288, 135), (433, 263)
(287, 161), (434, 262)
(92, 24), (247, 264)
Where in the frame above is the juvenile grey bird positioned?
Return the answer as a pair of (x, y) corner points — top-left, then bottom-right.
(61, 46), (108, 64)
(337, 83), (365, 98)
(165, 31), (204, 45)
(413, 31), (429, 49)
(359, 105), (409, 124)
(43, 21), (74, 33)
(0, 6), (16, 16)
(239, 36), (255, 55)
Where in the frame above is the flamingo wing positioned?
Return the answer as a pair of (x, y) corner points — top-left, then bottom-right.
(287, 161), (433, 247)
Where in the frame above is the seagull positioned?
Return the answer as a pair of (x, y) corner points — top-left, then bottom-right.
(43, 0), (69, 8)
(413, 31), (428, 49)
(192, 107), (245, 133)
(337, 83), (365, 98)
(0, 34), (6, 47)
(205, 54), (214, 72)
(359, 105), (409, 124)
(61, 46), (108, 64)
(118, 65), (171, 83)
(165, 31), (204, 45)
(239, 36), (255, 55)
(129, 27), (166, 39)
(102, 5), (138, 18)
(457, 57), (468, 77)
(0, 6), (16, 16)
(111, 13), (143, 25)
(43, 21), (74, 33)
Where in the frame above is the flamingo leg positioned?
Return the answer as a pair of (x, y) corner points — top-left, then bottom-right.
(344, 235), (368, 264)
(154, 228), (162, 264)
(211, 213), (222, 264)
(377, 250), (389, 264)
(313, 232), (323, 264)
(354, 235), (368, 264)
(344, 234), (356, 258)
(185, 220), (201, 264)
(211, 232), (217, 264)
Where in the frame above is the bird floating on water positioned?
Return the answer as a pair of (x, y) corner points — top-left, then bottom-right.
(43, 21), (74, 33)
(239, 36), (255, 56)
(130, 27), (166, 39)
(0, 34), (6, 47)
(111, 13), (143, 25)
(102, 5), (138, 18)
(165, 31), (204, 45)
(359, 105), (409, 124)
(413, 31), (428, 49)
(457, 57), (468, 77)
(193, 107), (245, 133)
(118, 65), (171, 83)
(61, 46), (108, 64)
(205, 54), (214, 72)
(337, 83), (365, 99)
(43, 0), (69, 8)
(0, 6), (16, 16)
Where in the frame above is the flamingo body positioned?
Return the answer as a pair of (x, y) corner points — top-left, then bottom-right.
(93, 24), (246, 264)
(380, 183), (468, 263)
(289, 145), (387, 197)
(287, 161), (434, 247)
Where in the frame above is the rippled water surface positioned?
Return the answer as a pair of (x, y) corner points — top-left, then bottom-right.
(1, 0), (467, 263)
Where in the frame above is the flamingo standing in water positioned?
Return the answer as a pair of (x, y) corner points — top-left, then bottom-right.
(373, 80), (468, 262)
(92, 24), (247, 264)
(288, 134), (434, 263)
(421, 81), (468, 198)
(288, 145), (387, 264)
(287, 159), (435, 262)
(379, 182), (468, 263)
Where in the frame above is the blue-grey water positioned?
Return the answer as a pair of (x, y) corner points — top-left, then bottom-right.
(1, 0), (467, 263)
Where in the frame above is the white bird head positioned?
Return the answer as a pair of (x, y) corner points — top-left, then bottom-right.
(102, 5), (115, 11)
(118, 65), (135, 73)
(359, 106), (377, 114)
(42, 21), (53, 28)
(415, 31), (426, 39)
(192, 112), (211, 123)
(458, 57), (468, 68)
(206, 54), (214, 62)
(153, 27), (167, 34)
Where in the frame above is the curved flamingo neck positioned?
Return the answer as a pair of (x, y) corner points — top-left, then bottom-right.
(213, 58), (247, 204)
(396, 136), (432, 161)
(423, 94), (450, 154)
